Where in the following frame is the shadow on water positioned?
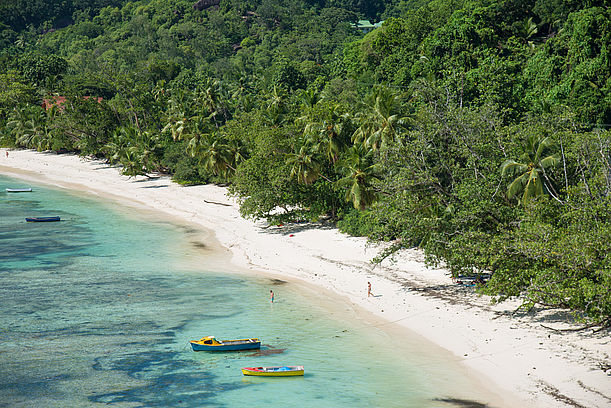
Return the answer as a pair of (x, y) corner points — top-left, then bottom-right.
(433, 397), (492, 407)
(246, 345), (286, 357)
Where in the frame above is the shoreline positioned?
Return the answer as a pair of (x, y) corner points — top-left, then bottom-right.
(2, 149), (609, 407)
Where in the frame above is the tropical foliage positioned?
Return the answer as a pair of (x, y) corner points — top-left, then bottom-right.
(1, 0), (609, 327)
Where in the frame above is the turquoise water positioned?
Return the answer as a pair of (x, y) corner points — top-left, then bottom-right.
(0, 175), (499, 408)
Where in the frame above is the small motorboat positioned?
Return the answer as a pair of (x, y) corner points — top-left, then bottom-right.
(241, 366), (304, 377)
(25, 216), (61, 222)
(6, 188), (32, 192)
(189, 336), (261, 351)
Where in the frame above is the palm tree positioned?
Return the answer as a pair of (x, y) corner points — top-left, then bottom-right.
(121, 146), (146, 177)
(6, 108), (29, 143)
(501, 135), (560, 204)
(196, 79), (229, 128)
(286, 143), (322, 185)
(162, 118), (188, 141)
(302, 104), (352, 164)
(136, 130), (161, 172)
(104, 126), (152, 177)
(229, 73), (259, 113)
(226, 139), (248, 173)
(299, 88), (320, 109)
(162, 90), (190, 141)
(263, 86), (287, 127)
(352, 85), (411, 150)
(190, 133), (235, 179)
(15, 35), (28, 49)
(520, 17), (538, 40)
(163, 86), (224, 143)
(8, 107), (52, 150)
(337, 145), (379, 210)
(520, 17), (539, 50)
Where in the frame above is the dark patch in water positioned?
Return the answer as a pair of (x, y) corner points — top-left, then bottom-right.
(180, 226), (199, 234)
(89, 350), (243, 407)
(247, 345), (286, 357)
(0, 373), (73, 399)
(433, 397), (491, 407)
(269, 278), (287, 285)
(191, 241), (207, 249)
(0, 206), (93, 270)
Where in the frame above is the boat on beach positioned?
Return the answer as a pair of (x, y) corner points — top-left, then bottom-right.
(6, 188), (32, 192)
(189, 336), (261, 351)
(241, 366), (304, 377)
(25, 216), (61, 222)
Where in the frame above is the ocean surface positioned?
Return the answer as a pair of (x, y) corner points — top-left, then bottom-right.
(0, 175), (501, 408)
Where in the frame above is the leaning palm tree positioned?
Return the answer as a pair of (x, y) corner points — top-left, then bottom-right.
(104, 126), (148, 177)
(10, 107), (51, 150)
(337, 145), (379, 210)
(6, 108), (29, 144)
(121, 146), (146, 177)
(226, 139), (248, 173)
(203, 140), (233, 177)
(501, 135), (560, 204)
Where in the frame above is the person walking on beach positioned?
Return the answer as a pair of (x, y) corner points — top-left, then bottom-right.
(5, 151), (8, 158)
(367, 282), (372, 297)
(270, 290), (274, 303)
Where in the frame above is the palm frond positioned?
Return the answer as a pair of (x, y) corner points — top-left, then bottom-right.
(540, 154), (560, 168)
(507, 173), (527, 199)
(501, 160), (526, 176)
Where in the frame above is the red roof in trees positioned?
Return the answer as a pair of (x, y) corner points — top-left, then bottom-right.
(42, 96), (103, 111)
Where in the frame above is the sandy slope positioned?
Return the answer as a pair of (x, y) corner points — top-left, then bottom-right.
(2, 149), (609, 408)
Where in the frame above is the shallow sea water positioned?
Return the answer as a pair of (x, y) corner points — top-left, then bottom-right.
(0, 175), (502, 408)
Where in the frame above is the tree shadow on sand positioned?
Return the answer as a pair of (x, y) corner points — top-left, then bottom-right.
(261, 220), (336, 236)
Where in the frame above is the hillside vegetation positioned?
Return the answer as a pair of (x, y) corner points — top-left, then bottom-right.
(1, 0), (609, 327)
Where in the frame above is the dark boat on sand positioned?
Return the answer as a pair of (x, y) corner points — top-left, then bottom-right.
(6, 188), (32, 192)
(26, 216), (61, 222)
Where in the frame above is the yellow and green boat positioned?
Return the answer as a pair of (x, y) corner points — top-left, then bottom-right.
(241, 366), (304, 377)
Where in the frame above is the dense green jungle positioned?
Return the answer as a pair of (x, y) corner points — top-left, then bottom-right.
(1, 0), (609, 327)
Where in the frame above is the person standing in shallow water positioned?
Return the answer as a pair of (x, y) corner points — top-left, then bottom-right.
(270, 290), (274, 303)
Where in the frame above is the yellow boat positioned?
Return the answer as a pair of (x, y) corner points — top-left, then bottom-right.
(241, 366), (304, 376)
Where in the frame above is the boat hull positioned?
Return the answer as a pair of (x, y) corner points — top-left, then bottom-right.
(241, 366), (304, 377)
(189, 336), (261, 351)
(26, 217), (61, 222)
(190, 341), (261, 351)
(6, 188), (32, 192)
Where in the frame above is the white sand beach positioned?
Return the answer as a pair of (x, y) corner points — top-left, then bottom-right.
(2, 149), (610, 408)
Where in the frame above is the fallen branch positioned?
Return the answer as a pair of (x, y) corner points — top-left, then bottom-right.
(540, 321), (606, 332)
(203, 199), (232, 207)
